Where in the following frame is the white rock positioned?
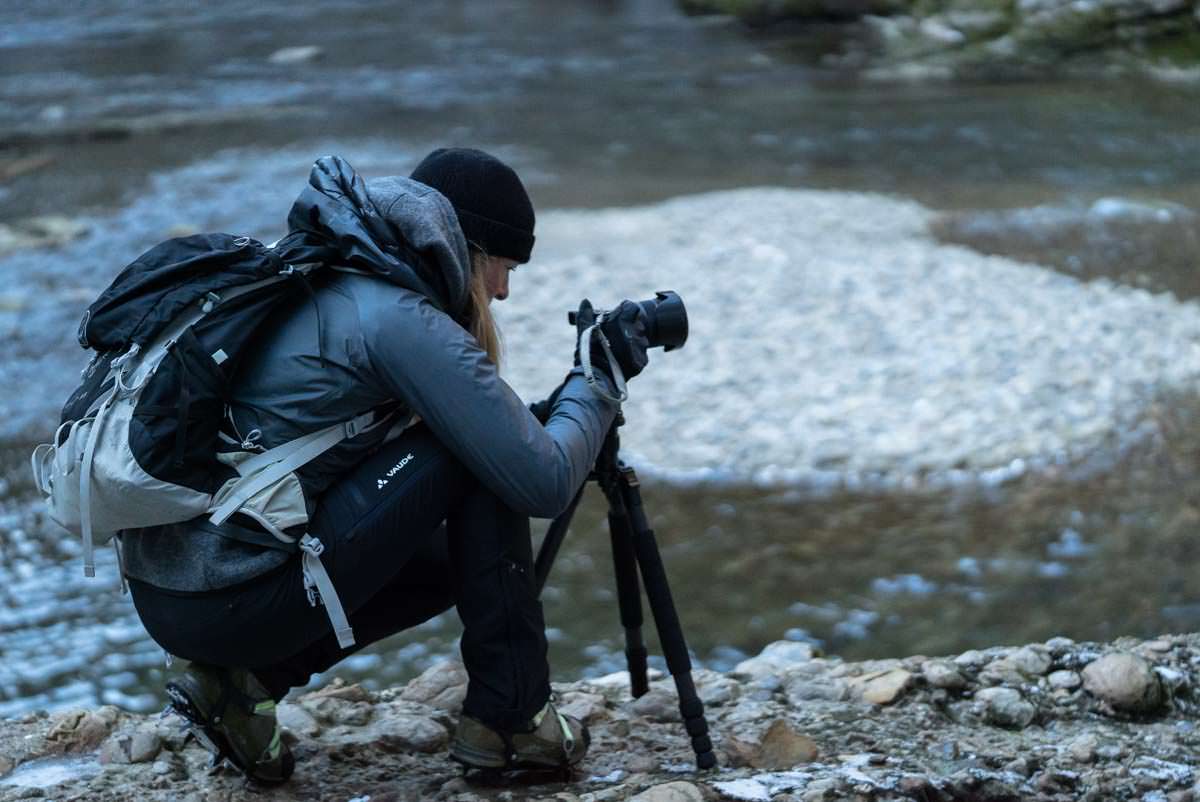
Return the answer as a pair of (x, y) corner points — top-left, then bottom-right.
(710, 779), (771, 801)
(631, 781), (706, 802)
(267, 46), (324, 64)
(733, 641), (818, 681)
(1082, 653), (1163, 713)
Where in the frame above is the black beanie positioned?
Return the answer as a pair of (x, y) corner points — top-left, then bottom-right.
(410, 148), (536, 264)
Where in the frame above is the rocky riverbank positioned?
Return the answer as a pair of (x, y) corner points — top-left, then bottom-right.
(4, 634), (1200, 801)
(680, 0), (1200, 79)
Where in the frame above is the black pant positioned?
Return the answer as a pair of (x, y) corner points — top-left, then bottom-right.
(131, 425), (551, 732)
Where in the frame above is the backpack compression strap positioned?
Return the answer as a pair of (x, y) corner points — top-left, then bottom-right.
(207, 409), (393, 526)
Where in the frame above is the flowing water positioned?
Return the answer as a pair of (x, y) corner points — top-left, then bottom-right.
(2, 0), (1200, 717)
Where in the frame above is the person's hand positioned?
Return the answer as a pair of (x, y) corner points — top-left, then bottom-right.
(573, 299), (650, 382)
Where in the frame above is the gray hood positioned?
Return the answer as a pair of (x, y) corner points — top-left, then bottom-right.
(279, 155), (472, 319)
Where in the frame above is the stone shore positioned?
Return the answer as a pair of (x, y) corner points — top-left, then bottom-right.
(3, 634), (1200, 801)
(679, 0), (1200, 80)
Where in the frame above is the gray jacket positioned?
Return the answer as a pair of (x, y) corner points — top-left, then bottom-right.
(121, 158), (616, 592)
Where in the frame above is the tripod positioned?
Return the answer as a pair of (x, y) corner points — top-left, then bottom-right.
(533, 418), (717, 770)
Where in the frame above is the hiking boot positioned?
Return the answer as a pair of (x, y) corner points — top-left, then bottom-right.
(449, 699), (590, 770)
(165, 662), (294, 784)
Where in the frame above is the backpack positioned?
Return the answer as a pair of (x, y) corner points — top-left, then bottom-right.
(30, 233), (386, 648)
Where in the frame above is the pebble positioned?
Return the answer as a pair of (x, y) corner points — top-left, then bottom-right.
(44, 708), (120, 752)
(400, 661), (468, 711)
(1067, 733), (1099, 763)
(746, 719), (820, 769)
(1082, 653), (1164, 713)
(1048, 669), (1082, 690)
(954, 650), (988, 668)
(983, 646), (1052, 683)
(502, 191), (1200, 489)
(558, 691), (608, 723)
(975, 686), (1036, 729)
(923, 660), (967, 691)
(276, 702), (321, 737)
(851, 669), (912, 705)
(629, 688), (679, 722)
(732, 642), (817, 681)
(630, 781), (705, 802)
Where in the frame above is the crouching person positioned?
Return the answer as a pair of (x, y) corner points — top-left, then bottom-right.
(118, 148), (650, 783)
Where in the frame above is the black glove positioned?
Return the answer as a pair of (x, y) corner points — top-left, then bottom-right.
(573, 298), (650, 383)
(528, 377), (567, 424)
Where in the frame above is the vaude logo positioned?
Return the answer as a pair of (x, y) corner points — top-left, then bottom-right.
(376, 453), (415, 490)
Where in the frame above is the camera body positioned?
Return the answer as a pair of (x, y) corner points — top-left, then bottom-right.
(569, 290), (688, 351)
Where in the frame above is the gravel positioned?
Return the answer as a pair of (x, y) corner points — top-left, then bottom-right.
(494, 188), (1200, 490)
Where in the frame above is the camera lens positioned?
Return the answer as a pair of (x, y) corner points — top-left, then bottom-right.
(638, 291), (688, 351)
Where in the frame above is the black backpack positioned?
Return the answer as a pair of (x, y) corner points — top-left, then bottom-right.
(33, 233), (382, 647)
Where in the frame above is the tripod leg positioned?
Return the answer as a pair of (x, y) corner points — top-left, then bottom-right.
(618, 467), (717, 770)
(605, 496), (650, 698)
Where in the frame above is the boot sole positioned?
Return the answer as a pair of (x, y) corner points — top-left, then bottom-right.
(165, 680), (293, 785)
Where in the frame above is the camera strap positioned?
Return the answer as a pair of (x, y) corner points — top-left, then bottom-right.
(578, 315), (628, 404)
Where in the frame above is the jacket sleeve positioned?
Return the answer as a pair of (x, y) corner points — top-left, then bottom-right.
(363, 294), (618, 518)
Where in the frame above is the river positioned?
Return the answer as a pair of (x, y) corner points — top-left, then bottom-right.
(1, 0), (1199, 717)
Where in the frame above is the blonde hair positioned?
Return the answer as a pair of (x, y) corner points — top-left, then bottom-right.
(466, 248), (503, 367)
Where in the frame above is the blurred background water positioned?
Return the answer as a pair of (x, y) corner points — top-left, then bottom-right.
(1, 0), (1199, 717)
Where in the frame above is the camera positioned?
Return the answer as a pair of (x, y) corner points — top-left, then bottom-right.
(568, 290), (688, 351)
